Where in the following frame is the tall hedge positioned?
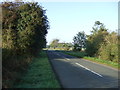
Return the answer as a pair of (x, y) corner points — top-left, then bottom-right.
(2, 2), (49, 88)
(2, 2), (49, 57)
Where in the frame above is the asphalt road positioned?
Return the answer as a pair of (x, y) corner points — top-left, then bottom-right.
(47, 50), (119, 88)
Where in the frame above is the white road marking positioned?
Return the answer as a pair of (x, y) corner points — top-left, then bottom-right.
(54, 52), (70, 61)
(62, 56), (70, 61)
(65, 58), (70, 60)
(75, 63), (103, 77)
(81, 59), (119, 71)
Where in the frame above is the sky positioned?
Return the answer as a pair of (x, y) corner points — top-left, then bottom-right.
(1, 0), (118, 44)
(38, 2), (118, 45)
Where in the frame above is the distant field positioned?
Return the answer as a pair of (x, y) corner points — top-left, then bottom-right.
(59, 50), (119, 69)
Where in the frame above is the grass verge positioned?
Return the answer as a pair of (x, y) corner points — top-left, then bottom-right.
(61, 51), (86, 58)
(14, 50), (60, 88)
(83, 57), (119, 69)
(3, 54), (33, 88)
(60, 50), (119, 69)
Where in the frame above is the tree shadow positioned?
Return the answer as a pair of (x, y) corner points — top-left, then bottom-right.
(47, 50), (119, 89)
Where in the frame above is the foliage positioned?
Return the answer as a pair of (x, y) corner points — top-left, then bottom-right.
(49, 39), (59, 49)
(85, 21), (108, 56)
(61, 43), (73, 50)
(73, 31), (86, 51)
(49, 39), (73, 50)
(2, 2), (49, 56)
(98, 32), (118, 62)
(85, 21), (118, 63)
(2, 2), (49, 88)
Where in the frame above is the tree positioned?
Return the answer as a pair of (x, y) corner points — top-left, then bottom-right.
(50, 39), (59, 49)
(91, 21), (107, 34)
(17, 2), (49, 55)
(58, 43), (73, 50)
(49, 39), (73, 50)
(73, 31), (86, 51)
(86, 21), (108, 56)
(98, 32), (118, 62)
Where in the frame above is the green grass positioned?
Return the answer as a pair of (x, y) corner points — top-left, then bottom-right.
(60, 50), (119, 69)
(60, 50), (87, 58)
(83, 57), (119, 69)
(14, 51), (60, 88)
(65, 51), (86, 58)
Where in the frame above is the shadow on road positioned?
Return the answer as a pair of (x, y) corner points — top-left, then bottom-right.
(47, 50), (119, 88)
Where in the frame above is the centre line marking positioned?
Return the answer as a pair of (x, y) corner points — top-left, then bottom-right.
(62, 56), (70, 61)
(65, 58), (70, 60)
(75, 63), (103, 77)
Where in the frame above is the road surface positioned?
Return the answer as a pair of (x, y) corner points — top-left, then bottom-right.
(47, 50), (119, 88)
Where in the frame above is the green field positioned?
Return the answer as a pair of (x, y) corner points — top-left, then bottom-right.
(14, 51), (60, 88)
(59, 50), (119, 69)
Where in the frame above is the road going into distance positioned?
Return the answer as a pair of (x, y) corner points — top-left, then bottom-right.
(47, 50), (119, 88)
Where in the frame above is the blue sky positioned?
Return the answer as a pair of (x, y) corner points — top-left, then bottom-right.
(39, 2), (118, 45)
